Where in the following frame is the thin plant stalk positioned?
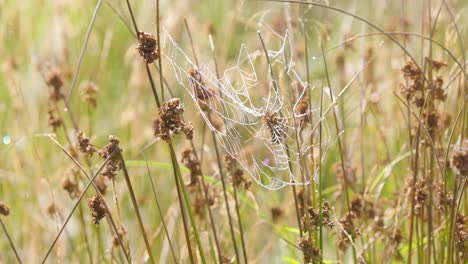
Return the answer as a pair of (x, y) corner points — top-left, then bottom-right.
(78, 202), (93, 264)
(257, 30), (303, 239)
(168, 142), (207, 264)
(118, 153), (156, 264)
(184, 20), (224, 262)
(122, 1), (206, 262)
(320, 41), (357, 263)
(318, 81), (324, 253)
(232, 185), (249, 264)
(143, 156), (178, 264)
(0, 218), (22, 263)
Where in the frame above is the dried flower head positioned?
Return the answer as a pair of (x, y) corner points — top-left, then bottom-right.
(137, 31), (159, 64)
(181, 148), (201, 186)
(390, 228), (403, 246)
(76, 131), (96, 157)
(47, 103), (62, 132)
(62, 167), (81, 199)
(428, 58), (448, 71)
(414, 179), (428, 216)
(455, 214), (468, 260)
(337, 212), (360, 250)
(88, 194), (107, 224)
(433, 76), (447, 102)
(299, 236), (321, 263)
(434, 183), (454, 211)
(335, 50), (345, 74)
(0, 201), (10, 216)
(46, 68), (66, 102)
(271, 206), (284, 223)
(188, 67), (215, 108)
(98, 135), (122, 180)
(46, 202), (59, 217)
(295, 93), (309, 125)
(153, 98), (193, 141)
(302, 201), (334, 232)
(224, 154), (251, 190)
(112, 225), (127, 247)
(450, 139), (468, 179)
(80, 81), (98, 108)
(400, 61), (425, 107)
(98, 135), (122, 159)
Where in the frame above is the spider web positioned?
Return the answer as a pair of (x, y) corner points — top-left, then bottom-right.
(160, 27), (333, 190)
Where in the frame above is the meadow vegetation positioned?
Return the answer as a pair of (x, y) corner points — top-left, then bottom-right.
(0, 0), (467, 263)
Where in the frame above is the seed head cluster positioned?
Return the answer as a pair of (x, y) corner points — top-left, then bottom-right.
(46, 68), (66, 102)
(337, 212), (360, 250)
(137, 31), (159, 64)
(188, 67), (215, 111)
(47, 103), (62, 132)
(98, 135), (123, 180)
(450, 139), (468, 179)
(62, 167), (81, 199)
(302, 201), (334, 232)
(224, 154), (250, 190)
(153, 98), (194, 141)
(299, 236), (321, 263)
(181, 148), (202, 186)
(76, 131), (96, 157)
(88, 194), (107, 224)
(80, 81), (98, 108)
(0, 201), (10, 216)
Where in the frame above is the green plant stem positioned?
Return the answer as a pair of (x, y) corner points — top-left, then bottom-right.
(143, 157), (178, 263)
(233, 186), (249, 264)
(168, 142), (207, 264)
(119, 154), (156, 264)
(320, 41), (357, 263)
(78, 202), (93, 264)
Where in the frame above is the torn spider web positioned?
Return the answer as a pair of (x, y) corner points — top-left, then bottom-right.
(161, 28), (333, 190)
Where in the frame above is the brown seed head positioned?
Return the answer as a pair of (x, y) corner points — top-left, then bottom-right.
(270, 206), (284, 223)
(188, 67), (215, 105)
(76, 131), (96, 157)
(137, 31), (159, 64)
(88, 195), (107, 224)
(224, 154), (250, 189)
(451, 139), (468, 178)
(0, 201), (10, 216)
(46, 68), (66, 102)
(46, 202), (59, 217)
(62, 168), (81, 199)
(98, 135), (122, 180)
(153, 98), (193, 141)
(112, 226), (127, 247)
(80, 81), (98, 107)
(47, 103), (62, 132)
(181, 148), (201, 186)
(299, 236), (321, 263)
(337, 212), (360, 250)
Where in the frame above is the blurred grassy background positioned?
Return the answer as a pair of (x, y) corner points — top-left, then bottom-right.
(1, 0), (467, 263)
